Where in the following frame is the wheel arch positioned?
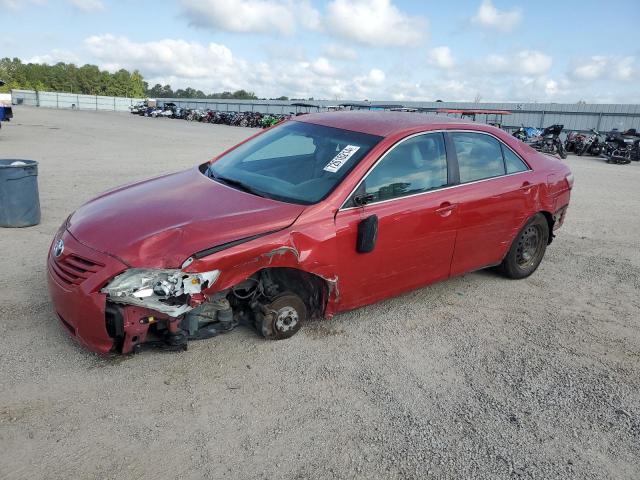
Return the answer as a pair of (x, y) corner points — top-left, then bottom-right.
(256, 267), (333, 319)
(540, 210), (555, 244)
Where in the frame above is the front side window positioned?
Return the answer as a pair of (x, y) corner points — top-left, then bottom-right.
(208, 121), (382, 204)
(451, 132), (506, 183)
(361, 133), (448, 203)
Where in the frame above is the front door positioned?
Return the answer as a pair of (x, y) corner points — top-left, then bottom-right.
(334, 132), (459, 310)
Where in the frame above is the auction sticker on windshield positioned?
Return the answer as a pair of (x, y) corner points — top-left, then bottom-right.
(323, 145), (361, 173)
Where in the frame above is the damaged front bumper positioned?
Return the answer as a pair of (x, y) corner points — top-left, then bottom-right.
(47, 229), (127, 354)
(47, 230), (232, 355)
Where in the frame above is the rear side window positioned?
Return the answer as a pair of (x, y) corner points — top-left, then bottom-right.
(451, 132), (505, 183)
(502, 145), (529, 173)
(363, 133), (448, 202)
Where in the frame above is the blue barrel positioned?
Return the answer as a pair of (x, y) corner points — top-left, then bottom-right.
(0, 159), (41, 227)
(0, 105), (13, 121)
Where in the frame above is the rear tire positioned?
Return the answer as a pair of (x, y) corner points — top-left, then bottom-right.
(498, 214), (549, 279)
(558, 143), (568, 159)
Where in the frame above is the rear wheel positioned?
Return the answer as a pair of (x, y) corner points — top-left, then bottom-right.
(558, 142), (568, 159)
(498, 214), (549, 279)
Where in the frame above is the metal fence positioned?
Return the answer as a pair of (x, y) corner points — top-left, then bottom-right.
(11, 89), (144, 112)
(10, 89), (640, 133)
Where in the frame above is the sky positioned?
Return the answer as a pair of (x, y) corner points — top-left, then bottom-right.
(2, 0), (640, 103)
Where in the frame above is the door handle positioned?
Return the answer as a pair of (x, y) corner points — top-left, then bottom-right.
(520, 181), (533, 193)
(436, 202), (457, 217)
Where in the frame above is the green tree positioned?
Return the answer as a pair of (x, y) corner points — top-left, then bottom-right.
(0, 57), (151, 97)
(0, 57), (265, 100)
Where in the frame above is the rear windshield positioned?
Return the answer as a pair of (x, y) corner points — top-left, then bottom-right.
(207, 121), (382, 204)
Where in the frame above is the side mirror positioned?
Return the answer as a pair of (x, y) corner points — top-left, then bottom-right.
(353, 193), (374, 206)
(357, 215), (378, 253)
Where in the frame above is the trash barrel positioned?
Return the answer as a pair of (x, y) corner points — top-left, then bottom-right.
(0, 159), (41, 227)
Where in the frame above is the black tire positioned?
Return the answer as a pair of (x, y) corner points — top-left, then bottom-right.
(558, 143), (567, 159)
(580, 140), (593, 156)
(257, 293), (307, 340)
(498, 214), (549, 279)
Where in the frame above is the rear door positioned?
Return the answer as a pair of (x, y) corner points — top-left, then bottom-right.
(334, 132), (459, 310)
(446, 131), (534, 276)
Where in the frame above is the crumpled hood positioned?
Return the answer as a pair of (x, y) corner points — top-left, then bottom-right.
(68, 167), (305, 268)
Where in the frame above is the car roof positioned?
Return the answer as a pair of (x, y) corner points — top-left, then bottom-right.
(293, 110), (472, 137)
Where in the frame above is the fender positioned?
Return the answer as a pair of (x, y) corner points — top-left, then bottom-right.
(184, 217), (341, 316)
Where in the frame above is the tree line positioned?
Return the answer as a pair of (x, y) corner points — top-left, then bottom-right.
(0, 58), (146, 97)
(0, 57), (260, 99)
(145, 83), (257, 100)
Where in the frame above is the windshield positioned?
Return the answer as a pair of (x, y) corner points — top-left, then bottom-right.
(207, 121), (382, 204)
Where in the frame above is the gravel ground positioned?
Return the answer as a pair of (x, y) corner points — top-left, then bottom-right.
(1, 107), (639, 480)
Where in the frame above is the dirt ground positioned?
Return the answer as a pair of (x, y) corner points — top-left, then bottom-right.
(1, 107), (639, 480)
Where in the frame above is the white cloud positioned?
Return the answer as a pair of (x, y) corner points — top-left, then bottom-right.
(613, 56), (637, 81)
(310, 57), (337, 76)
(517, 75), (569, 100)
(569, 55), (638, 82)
(359, 68), (385, 86)
(29, 34), (640, 104)
(180, 0), (319, 35)
(352, 68), (385, 97)
(515, 50), (553, 75)
(570, 56), (608, 80)
(326, 0), (426, 47)
(297, 0), (322, 30)
(0, 0), (104, 10)
(78, 34), (390, 100)
(471, 0), (522, 32)
(28, 49), (81, 64)
(484, 50), (552, 76)
(0, 0), (45, 9)
(68, 0), (104, 11)
(386, 79), (470, 102)
(84, 35), (238, 80)
(428, 46), (455, 69)
(323, 43), (358, 61)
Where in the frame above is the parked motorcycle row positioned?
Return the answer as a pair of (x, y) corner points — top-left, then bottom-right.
(513, 123), (640, 164)
(565, 128), (640, 164)
(130, 103), (290, 128)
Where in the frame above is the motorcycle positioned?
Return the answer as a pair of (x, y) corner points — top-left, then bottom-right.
(564, 131), (586, 153)
(186, 109), (203, 121)
(130, 102), (145, 114)
(513, 125), (527, 141)
(512, 125), (542, 142)
(171, 107), (185, 119)
(261, 114), (289, 128)
(602, 128), (640, 164)
(530, 124), (567, 159)
(512, 125), (540, 142)
(576, 129), (603, 156)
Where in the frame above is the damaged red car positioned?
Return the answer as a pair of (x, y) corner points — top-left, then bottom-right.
(47, 112), (573, 354)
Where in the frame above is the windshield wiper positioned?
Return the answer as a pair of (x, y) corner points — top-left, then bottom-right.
(208, 169), (266, 198)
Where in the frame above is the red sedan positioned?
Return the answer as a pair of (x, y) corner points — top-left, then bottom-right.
(47, 112), (573, 354)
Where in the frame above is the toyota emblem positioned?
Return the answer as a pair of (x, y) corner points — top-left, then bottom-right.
(53, 239), (64, 258)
